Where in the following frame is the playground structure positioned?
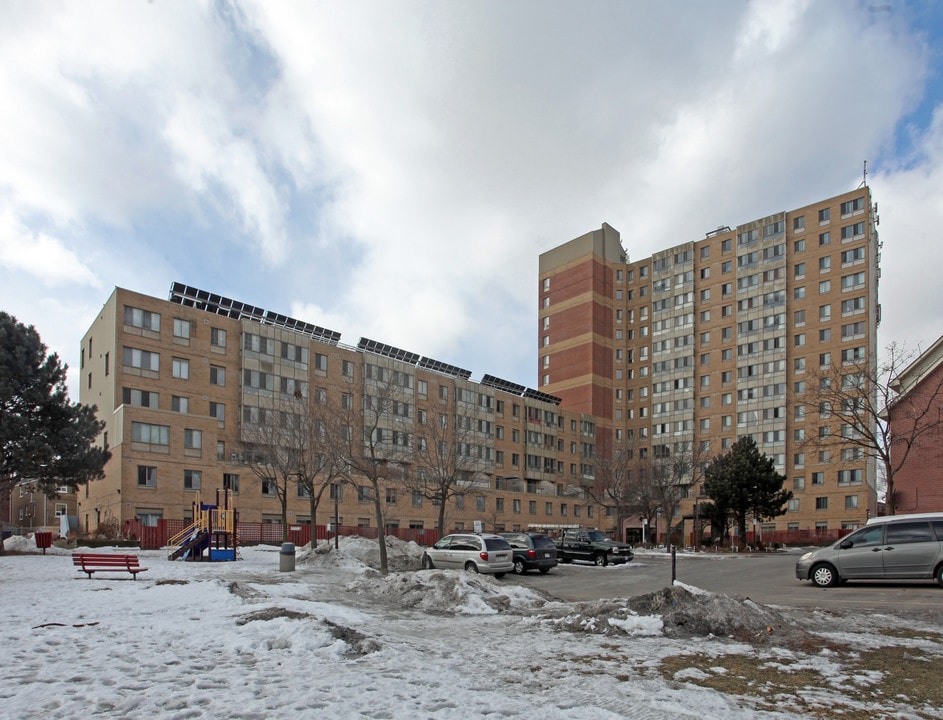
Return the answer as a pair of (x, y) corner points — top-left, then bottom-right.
(167, 489), (239, 561)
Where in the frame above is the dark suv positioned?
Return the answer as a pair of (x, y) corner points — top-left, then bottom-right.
(499, 532), (558, 575)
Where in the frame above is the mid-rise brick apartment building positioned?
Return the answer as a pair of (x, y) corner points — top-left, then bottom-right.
(538, 186), (881, 536)
(78, 185), (881, 545)
(887, 334), (943, 513)
(79, 286), (608, 538)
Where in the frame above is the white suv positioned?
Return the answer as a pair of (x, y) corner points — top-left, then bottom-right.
(421, 533), (514, 577)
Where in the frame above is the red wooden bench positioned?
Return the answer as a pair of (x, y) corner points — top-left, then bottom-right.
(72, 553), (148, 579)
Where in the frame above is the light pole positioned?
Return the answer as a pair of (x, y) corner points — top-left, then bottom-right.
(693, 493), (700, 553)
(333, 482), (339, 550)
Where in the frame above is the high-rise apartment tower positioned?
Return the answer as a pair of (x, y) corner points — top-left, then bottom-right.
(538, 187), (880, 536)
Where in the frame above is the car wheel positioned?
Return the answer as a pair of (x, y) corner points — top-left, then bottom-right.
(538, 567), (551, 574)
(811, 563), (839, 588)
(594, 553), (608, 567)
(513, 559), (527, 575)
(494, 572), (505, 579)
(935, 563), (943, 587)
(421, 555), (435, 570)
(464, 561), (479, 574)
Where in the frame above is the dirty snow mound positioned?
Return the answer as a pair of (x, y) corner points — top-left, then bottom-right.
(297, 535), (424, 573)
(543, 599), (664, 637)
(625, 584), (799, 644)
(541, 585), (804, 644)
(348, 569), (550, 615)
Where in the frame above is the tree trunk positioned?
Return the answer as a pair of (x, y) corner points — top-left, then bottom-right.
(372, 483), (388, 573)
(437, 503), (446, 538)
(308, 494), (319, 548)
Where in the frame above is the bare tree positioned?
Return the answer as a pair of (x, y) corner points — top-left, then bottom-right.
(293, 389), (348, 547)
(334, 360), (414, 573)
(801, 342), (943, 515)
(590, 433), (711, 545)
(240, 394), (307, 542)
(406, 397), (489, 536)
(651, 440), (711, 545)
(589, 433), (653, 540)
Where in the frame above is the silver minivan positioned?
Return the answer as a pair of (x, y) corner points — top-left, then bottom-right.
(795, 513), (943, 587)
(421, 533), (514, 577)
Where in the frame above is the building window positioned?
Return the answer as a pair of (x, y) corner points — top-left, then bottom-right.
(171, 396), (188, 413)
(122, 347), (160, 372)
(314, 353), (328, 372)
(131, 422), (169, 446)
(137, 465), (157, 487)
(838, 469), (863, 485)
(244, 334), (276, 355)
(262, 478), (278, 497)
(124, 306), (160, 331)
(845, 495), (858, 510)
(209, 401), (225, 422)
(184, 429), (202, 450)
(172, 358), (189, 379)
(211, 327), (227, 348)
(123, 387), (159, 408)
(173, 318), (191, 340)
(818, 208), (830, 224)
(223, 473), (240, 493)
(184, 470), (202, 491)
(209, 365), (225, 386)
(815, 497), (828, 511)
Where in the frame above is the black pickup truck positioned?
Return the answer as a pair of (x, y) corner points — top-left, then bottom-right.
(554, 529), (634, 566)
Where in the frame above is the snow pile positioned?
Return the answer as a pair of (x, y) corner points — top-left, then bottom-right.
(348, 568), (551, 615)
(542, 598), (665, 637)
(299, 534), (425, 572)
(2, 533), (70, 555)
(539, 584), (801, 643)
(625, 584), (799, 644)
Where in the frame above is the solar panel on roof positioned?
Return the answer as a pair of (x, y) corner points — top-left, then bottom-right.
(168, 282), (342, 345)
(481, 374), (527, 396)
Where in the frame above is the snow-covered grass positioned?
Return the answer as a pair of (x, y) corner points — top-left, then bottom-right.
(2, 533), (941, 719)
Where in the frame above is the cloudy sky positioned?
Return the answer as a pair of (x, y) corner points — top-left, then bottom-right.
(2, 0), (942, 398)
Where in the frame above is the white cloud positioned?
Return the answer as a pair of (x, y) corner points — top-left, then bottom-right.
(0, 0), (941, 394)
(0, 207), (99, 287)
(873, 106), (943, 354)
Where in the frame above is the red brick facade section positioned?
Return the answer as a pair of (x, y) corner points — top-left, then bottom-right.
(888, 360), (943, 513)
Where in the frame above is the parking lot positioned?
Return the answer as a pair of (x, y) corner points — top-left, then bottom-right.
(509, 548), (943, 613)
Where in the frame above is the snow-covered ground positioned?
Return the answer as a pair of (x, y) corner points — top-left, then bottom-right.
(2, 534), (941, 719)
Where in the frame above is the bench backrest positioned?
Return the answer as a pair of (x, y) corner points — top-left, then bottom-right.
(73, 554), (141, 567)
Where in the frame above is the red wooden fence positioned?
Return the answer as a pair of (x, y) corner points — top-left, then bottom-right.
(123, 518), (439, 551)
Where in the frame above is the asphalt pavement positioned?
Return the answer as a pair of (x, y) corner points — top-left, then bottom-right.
(508, 548), (943, 613)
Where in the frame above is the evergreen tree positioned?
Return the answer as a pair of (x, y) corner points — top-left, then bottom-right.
(0, 312), (110, 503)
(703, 437), (790, 550)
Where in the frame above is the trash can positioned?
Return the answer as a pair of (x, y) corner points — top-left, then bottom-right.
(35, 532), (53, 555)
(279, 542), (295, 572)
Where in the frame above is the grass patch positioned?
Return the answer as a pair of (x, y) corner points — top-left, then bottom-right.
(658, 643), (943, 719)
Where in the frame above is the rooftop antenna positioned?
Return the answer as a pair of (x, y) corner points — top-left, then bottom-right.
(859, 159), (868, 188)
